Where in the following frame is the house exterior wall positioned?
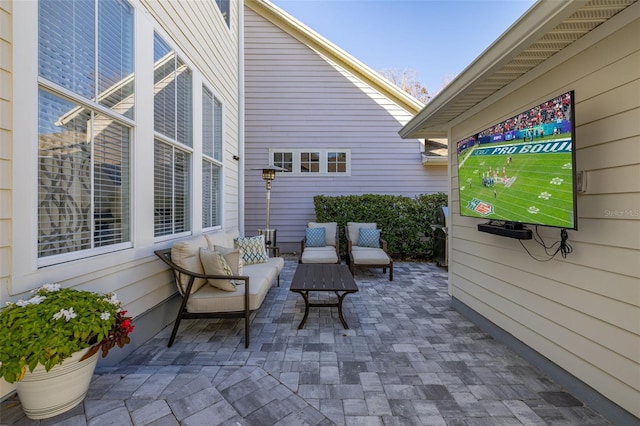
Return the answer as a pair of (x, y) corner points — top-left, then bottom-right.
(244, 7), (447, 253)
(448, 11), (639, 417)
(0, 0), (13, 398)
(3, 0), (241, 396)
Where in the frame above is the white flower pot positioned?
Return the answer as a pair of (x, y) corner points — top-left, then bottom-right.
(15, 347), (99, 420)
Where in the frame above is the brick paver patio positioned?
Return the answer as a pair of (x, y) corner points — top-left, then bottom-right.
(0, 258), (610, 425)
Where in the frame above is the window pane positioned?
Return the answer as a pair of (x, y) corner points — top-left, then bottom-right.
(214, 98), (223, 161)
(301, 152), (320, 173)
(38, 90), (131, 257)
(154, 141), (191, 236)
(328, 151), (346, 173)
(154, 34), (176, 140)
(38, 91), (92, 257)
(174, 149), (191, 232)
(94, 115), (130, 246)
(154, 34), (192, 147)
(202, 87), (214, 158)
(273, 152), (293, 172)
(154, 142), (173, 236)
(176, 57), (193, 146)
(202, 160), (221, 228)
(215, 0), (230, 26)
(98, 0), (134, 119)
(39, 0), (95, 99)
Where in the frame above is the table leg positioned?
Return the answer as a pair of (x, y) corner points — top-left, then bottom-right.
(297, 290), (310, 329)
(336, 291), (350, 329)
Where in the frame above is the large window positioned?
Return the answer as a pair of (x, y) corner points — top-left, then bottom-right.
(202, 86), (222, 229)
(215, 0), (230, 27)
(153, 33), (193, 238)
(37, 0), (134, 261)
(271, 149), (351, 175)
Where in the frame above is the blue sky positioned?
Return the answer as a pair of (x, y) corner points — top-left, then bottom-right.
(270, 0), (536, 97)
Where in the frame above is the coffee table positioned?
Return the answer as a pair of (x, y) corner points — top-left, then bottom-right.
(290, 263), (359, 329)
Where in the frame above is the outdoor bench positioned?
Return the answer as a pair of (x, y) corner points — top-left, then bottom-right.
(154, 231), (284, 348)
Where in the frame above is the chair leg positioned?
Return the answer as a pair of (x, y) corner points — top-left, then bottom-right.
(168, 314), (183, 347)
(389, 261), (393, 281)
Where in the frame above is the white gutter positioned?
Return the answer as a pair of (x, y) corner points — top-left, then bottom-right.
(238, 0), (246, 235)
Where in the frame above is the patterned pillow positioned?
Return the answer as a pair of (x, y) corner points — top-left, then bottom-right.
(199, 248), (242, 291)
(234, 235), (269, 265)
(305, 227), (326, 247)
(358, 228), (380, 248)
(214, 245), (244, 276)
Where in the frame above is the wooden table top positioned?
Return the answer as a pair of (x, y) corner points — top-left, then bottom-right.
(290, 263), (358, 292)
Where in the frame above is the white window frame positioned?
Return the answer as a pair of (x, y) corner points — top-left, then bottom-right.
(270, 149), (351, 176)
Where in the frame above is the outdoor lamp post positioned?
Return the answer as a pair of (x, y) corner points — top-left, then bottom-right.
(257, 165), (286, 249)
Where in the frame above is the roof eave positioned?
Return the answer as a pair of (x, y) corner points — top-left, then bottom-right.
(399, 0), (588, 140)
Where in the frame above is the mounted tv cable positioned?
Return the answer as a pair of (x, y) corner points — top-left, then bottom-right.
(519, 227), (573, 261)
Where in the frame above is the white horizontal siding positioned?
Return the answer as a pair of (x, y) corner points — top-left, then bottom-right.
(244, 8), (446, 251)
(448, 12), (640, 417)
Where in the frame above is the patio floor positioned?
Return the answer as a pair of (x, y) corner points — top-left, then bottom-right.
(1, 258), (611, 425)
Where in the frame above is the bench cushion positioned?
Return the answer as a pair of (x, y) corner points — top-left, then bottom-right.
(186, 256), (284, 313)
(170, 235), (209, 294)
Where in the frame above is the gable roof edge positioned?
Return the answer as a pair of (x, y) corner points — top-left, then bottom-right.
(245, 0), (425, 116)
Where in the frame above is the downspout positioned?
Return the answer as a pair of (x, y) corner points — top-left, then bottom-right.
(238, 0), (245, 235)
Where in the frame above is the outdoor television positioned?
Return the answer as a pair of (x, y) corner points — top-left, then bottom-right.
(456, 90), (577, 236)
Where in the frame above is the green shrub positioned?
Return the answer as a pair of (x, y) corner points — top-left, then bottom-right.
(313, 193), (447, 260)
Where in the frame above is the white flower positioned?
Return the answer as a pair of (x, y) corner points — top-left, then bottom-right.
(100, 312), (111, 320)
(103, 294), (120, 305)
(28, 295), (46, 305)
(41, 283), (61, 292)
(16, 299), (29, 307)
(53, 308), (76, 321)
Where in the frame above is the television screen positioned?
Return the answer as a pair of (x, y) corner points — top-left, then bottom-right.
(457, 90), (577, 230)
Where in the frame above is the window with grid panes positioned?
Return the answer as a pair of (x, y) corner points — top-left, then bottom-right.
(270, 149), (350, 175)
(153, 33), (193, 237)
(37, 0), (133, 260)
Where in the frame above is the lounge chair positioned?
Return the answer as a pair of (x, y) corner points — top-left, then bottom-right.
(345, 222), (393, 281)
(299, 222), (340, 264)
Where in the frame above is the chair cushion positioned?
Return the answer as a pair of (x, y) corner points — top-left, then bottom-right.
(347, 222), (376, 243)
(351, 246), (391, 265)
(358, 228), (381, 248)
(308, 222), (337, 246)
(300, 246), (339, 264)
(199, 248), (243, 291)
(234, 235), (268, 265)
(170, 235), (209, 294)
(305, 227), (326, 247)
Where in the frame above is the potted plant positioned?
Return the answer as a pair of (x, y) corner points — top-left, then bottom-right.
(0, 283), (134, 419)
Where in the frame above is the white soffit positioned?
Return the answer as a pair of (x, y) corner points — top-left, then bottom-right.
(400, 0), (637, 139)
